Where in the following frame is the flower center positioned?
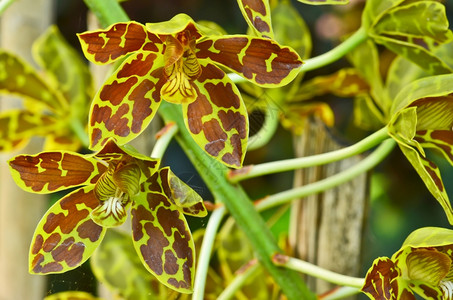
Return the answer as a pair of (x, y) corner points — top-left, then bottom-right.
(161, 31), (201, 104)
(91, 159), (140, 227)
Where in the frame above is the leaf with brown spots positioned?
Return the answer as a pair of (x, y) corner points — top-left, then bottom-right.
(8, 151), (107, 194)
(29, 186), (106, 274)
(88, 53), (165, 150)
(196, 35), (303, 87)
(130, 170), (197, 293)
(184, 62), (248, 168)
(237, 0), (274, 39)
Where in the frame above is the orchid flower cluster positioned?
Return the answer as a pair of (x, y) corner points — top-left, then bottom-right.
(3, 0), (453, 299)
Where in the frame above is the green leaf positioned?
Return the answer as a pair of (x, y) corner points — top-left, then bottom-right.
(185, 62), (249, 168)
(90, 229), (162, 300)
(373, 2), (452, 42)
(0, 50), (65, 110)
(130, 170), (197, 293)
(362, 0), (405, 30)
(33, 25), (93, 121)
(8, 150), (107, 194)
(237, 0), (274, 39)
(29, 186), (106, 274)
(272, 0), (312, 59)
(0, 110), (56, 152)
(402, 227), (453, 249)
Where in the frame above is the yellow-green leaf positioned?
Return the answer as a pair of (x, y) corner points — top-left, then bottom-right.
(237, 0), (274, 39)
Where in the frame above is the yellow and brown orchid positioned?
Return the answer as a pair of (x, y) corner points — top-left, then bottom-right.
(8, 139), (207, 293)
(362, 227), (453, 299)
(77, 13), (303, 168)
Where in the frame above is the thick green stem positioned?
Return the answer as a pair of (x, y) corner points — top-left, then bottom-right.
(302, 27), (368, 72)
(247, 99), (281, 151)
(193, 206), (226, 300)
(84, 0), (129, 27)
(150, 122), (178, 160)
(159, 102), (315, 300)
(70, 118), (89, 148)
(273, 254), (364, 288)
(229, 127), (389, 182)
(256, 139), (396, 211)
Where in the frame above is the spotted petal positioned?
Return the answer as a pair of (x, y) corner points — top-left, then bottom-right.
(8, 151), (107, 194)
(236, 0), (274, 39)
(196, 35), (303, 87)
(77, 21), (163, 65)
(402, 227), (453, 249)
(184, 62), (248, 168)
(29, 186), (106, 274)
(88, 53), (165, 150)
(160, 167), (207, 217)
(361, 257), (413, 300)
(131, 171), (197, 293)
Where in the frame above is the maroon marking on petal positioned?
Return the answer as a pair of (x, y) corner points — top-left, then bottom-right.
(51, 237), (85, 267)
(99, 103), (130, 138)
(204, 82), (240, 109)
(202, 119), (227, 157)
(167, 277), (190, 290)
(156, 206), (185, 237)
(77, 219), (103, 242)
(31, 234), (44, 255)
(173, 230), (192, 263)
(186, 92), (213, 135)
(242, 0), (266, 15)
(419, 284), (440, 299)
(79, 22), (148, 63)
(31, 254), (45, 273)
(140, 222), (169, 275)
(147, 172), (163, 194)
(221, 134), (242, 167)
(253, 16), (271, 34)
(164, 250), (178, 275)
(117, 52), (158, 78)
(196, 62), (225, 83)
(424, 160), (444, 192)
(42, 233), (61, 253)
(129, 79), (156, 134)
(100, 77), (138, 106)
(43, 189), (97, 235)
(91, 128), (102, 148)
(218, 110), (247, 138)
(131, 204), (154, 241)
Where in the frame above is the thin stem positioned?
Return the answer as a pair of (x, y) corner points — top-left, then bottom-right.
(70, 118), (89, 148)
(0, 0), (15, 15)
(217, 262), (261, 300)
(256, 139), (396, 211)
(193, 206), (226, 300)
(302, 27), (368, 72)
(273, 254), (364, 288)
(320, 287), (361, 300)
(150, 122), (178, 160)
(229, 127), (389, 183)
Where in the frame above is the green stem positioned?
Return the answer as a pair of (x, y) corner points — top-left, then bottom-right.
(217, 262), (261, 300)
(320, 287), (361, 300)
(0, 0), (15, 15)
(273, 254), (364, 288)
(193, 206), (226, 300)
(229, 127), (389, 183)
(302, 27), (368, 72)
(159, 101), (316, 300)
(70, 118), (90, 148)
(84, 0), (129, 27)
(150, 122), (178, 160)
(256, 139), (396, 211)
